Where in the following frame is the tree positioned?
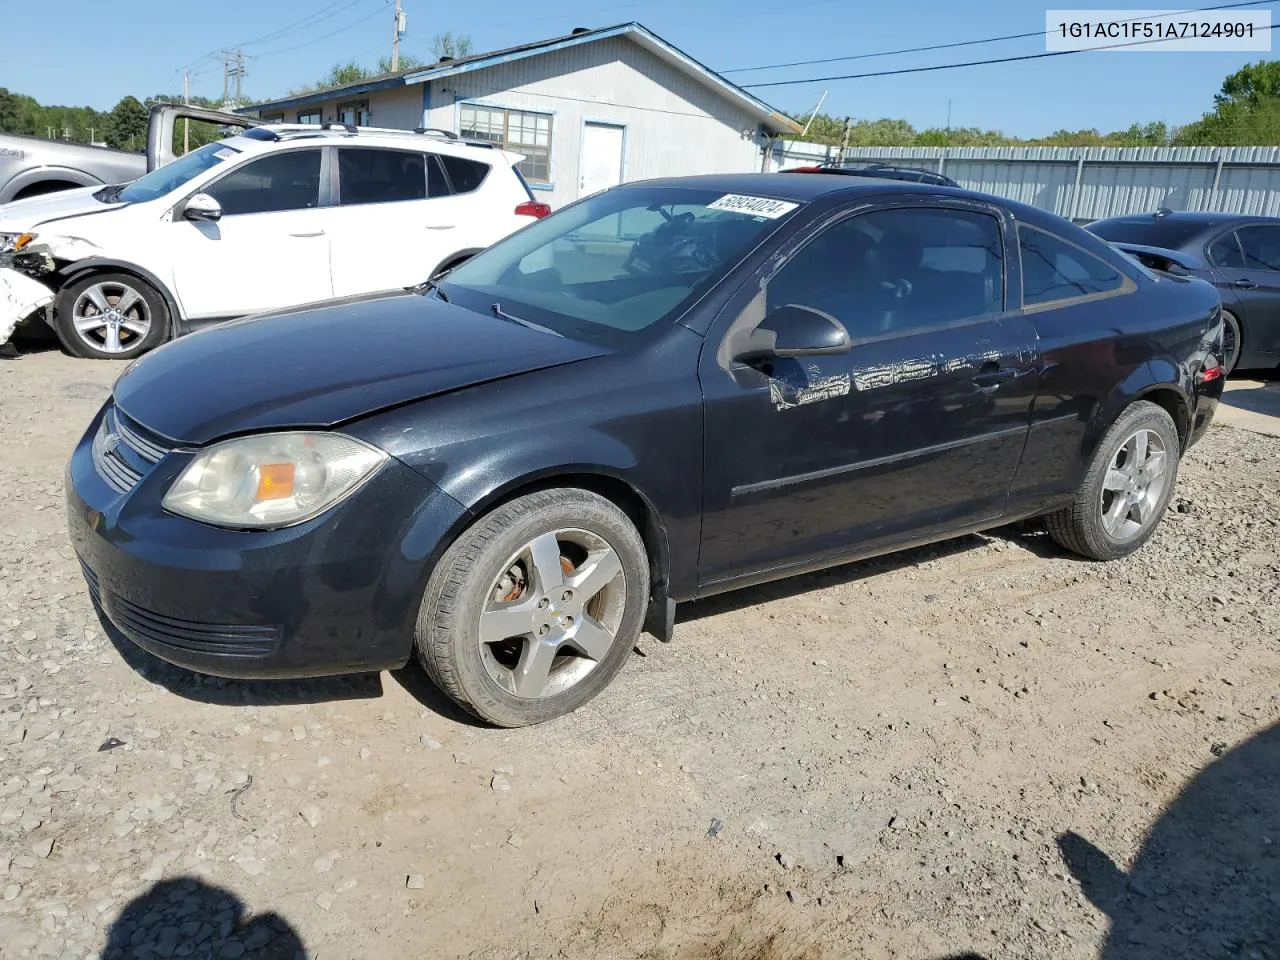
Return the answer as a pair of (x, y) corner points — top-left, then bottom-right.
(431, 32), (474, 60)
(104, 96), (147, 150)
(1215, 60), (1280, 107)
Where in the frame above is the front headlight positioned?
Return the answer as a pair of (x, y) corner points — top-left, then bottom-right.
(0, 232), (36, 254)
(162, 432), (388, 529)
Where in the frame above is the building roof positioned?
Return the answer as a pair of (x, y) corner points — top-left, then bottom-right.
(242, 22), (802, 135)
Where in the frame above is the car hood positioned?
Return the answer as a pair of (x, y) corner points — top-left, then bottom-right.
(0, 185), (118, 231)
(113, 290), (612, 445)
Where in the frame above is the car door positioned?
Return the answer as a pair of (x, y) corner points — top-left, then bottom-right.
(328, 147), (480, 296)
(1209, 223), (1280, 364)
(168, 147), (333, 320)
(697, 199), (1040, 587)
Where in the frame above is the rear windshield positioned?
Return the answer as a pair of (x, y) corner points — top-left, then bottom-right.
(440, 185), (801, 345)
(118, 142), (240, 204)
(1087, 217), (1212, 249)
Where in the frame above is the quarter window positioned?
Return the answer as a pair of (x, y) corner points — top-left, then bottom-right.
(338, 148), (427, 205)
(1235, 224), (1280, 271)
(767, 207), (1005, 339)
(1019, 226), (1124, 306)
(438, 154), (490, 194)
(459, 103), (551, 183)
(204, 149), (322, 216)
(1208, 231), (1245, 268)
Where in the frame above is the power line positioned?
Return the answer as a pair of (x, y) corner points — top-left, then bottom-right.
(725, 0), (1275, 74)
(743, 19), (1280, 88)
(252, 2), (392, 59)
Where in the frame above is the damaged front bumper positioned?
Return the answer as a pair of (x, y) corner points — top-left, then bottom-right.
(0, 236), (101, 346)
(0, 265), (54, 346)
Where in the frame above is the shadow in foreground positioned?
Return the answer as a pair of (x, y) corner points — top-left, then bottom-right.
(94, 601), (383, 708)
(1060, 722), (1280, 959)
(103, 877), (306, 960)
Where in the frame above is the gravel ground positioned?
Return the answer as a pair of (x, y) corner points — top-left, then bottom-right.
(1, 347), (1277, 960)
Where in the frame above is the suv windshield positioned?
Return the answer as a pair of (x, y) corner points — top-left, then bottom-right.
(439, 185), (801, 344)
(117, 142), (240, 204)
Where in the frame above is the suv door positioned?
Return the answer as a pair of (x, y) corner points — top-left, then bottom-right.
(329, 147), (483, 296)
(1209, 223), (1280, 366)
(168, 147), (332, 320)
(697, 200), (1040, 587)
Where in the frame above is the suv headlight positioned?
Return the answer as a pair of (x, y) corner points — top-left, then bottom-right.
(0, 232), (36, 254)
(162, 432), (388, 529)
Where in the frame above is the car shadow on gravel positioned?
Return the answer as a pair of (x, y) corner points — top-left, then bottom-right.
(675, 524), (1075, 622)
(93, 601), (485, 724)
(103, 876), (307, 959)
(1058, 722), (1279, 959)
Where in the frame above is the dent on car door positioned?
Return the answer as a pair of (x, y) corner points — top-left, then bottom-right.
(697, 201), (1040, 589)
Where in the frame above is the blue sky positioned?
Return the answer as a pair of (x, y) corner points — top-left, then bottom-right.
(2, 0), (1274, 135)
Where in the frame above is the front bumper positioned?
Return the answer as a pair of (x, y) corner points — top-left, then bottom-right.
(0, 266), (53, 344)
(66, 405), (470, 679)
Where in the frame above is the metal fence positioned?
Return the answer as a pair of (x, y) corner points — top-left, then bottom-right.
(769, 141), (1280, 221)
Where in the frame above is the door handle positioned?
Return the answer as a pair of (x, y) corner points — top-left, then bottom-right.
(289, 230), (325, 238)
(425, 224), (456, 230)
(1233, 278), (1258, 289)
(972, 364), (1019, 390)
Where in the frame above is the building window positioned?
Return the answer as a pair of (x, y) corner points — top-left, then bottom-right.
(296, 109), (321, 125)
(337, 100), (369, 127)
(261, 112), (284, 123)
(459, 103), (551, 183)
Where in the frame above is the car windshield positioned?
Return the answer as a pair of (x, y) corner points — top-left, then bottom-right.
(439, 185), (802, 345)
(1087, 218), (1212, 249)
(117, 142), (240, 204)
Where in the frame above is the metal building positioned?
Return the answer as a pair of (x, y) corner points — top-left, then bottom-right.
(241, 23), (800, 210)
(771, 142), (1280, 221)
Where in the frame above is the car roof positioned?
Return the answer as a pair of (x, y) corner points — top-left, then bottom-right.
(626, 172), (986, 203)
(1092, 210), (1266, 228)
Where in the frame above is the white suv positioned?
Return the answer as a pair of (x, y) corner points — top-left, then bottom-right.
(0, 124), (548, 359)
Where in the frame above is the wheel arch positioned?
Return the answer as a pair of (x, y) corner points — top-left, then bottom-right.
(55, 258), (183, 333)
(1083, 360), (1193, 466)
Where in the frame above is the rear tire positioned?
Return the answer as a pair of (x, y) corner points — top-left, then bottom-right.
(1045, 400), (1180, 561)
(414, 488), (649, 727)
(54, 272), (170, 360)
(1221, 309), (1242, 375)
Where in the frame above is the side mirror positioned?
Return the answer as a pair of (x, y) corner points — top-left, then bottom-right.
(182, 193), (222, 222)
(732, 304), (852, 364)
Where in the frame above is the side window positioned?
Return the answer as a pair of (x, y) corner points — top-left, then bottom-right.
(1235, 225), (1280, 271)
(766, 207), (1004, 339)
(1208, 231), (1245, 268)
(438, 154), (490, 195)
(338, 148), (426, 206)
(204, 149), (321, 216)
(1019, 226), (1124, 306)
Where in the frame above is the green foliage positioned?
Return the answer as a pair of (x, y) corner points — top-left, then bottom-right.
(431, 32), (473, 60)
(791, 112), (1178, 148)
(104, 96), (147, 150)
(377, 53), (426, 73)
(1215, 60), (1280, 107)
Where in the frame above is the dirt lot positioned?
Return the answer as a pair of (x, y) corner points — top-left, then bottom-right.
(1, 347), (1276, 960)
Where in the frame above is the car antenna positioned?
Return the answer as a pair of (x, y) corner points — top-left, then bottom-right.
(1153, 207), (1174, 219)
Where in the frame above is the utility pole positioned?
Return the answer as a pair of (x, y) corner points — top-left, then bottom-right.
(234, 51), (245, 108)
(183, 70), (190, 155)
(221, 54), (230, 108)
(946, 99), (952, 138)
(220, 50), (246, 109)
(391, 0), (406, 71)
(839, 116), (852, 166)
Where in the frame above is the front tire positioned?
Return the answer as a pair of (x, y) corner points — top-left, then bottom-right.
(54, 272), (170, 360)
(1045, 400), (1180, 561)
(414, 488), (649, 727)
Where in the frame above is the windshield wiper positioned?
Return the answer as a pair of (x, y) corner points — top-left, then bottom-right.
(414, 278), (449, 302)
(491, 302), (563, 337)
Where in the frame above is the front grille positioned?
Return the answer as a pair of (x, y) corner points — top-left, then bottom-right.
(80, 562), (280, 659)
(91, 405), (170, 494)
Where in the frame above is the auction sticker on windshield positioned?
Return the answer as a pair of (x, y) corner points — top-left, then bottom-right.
(707, 195), (799, 218)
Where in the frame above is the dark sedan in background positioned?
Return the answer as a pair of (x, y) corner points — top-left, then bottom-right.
(1089, 209), (1280, 374)
(68, 173), (1224, 727)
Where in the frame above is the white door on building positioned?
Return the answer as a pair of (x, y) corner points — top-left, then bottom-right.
(578, 122), (625, 199)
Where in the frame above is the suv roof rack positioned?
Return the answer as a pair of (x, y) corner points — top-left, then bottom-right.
(247, 121), (498, 150)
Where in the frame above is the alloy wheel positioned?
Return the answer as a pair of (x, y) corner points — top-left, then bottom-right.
(478, 528), (626, 699)
(71, 281), (151, 354)
(1099, 428), (1169, 542)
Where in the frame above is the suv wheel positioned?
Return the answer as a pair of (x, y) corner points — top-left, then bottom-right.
(55, 273), (170, 360)
(414, 489), (649, 727)
(1045, 400), (1180, 560)
(1222, 309), (1242, 375)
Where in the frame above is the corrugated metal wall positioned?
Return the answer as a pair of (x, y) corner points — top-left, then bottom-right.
(772, 142), (1280, 220)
